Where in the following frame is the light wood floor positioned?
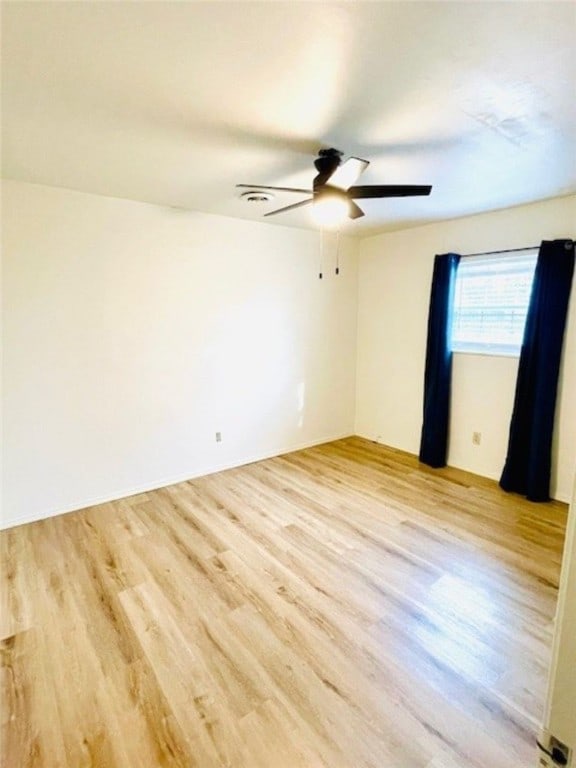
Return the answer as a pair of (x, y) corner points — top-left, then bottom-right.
(1, 437), (568, 768)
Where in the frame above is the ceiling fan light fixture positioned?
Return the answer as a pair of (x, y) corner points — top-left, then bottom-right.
(311, 191), (349, 227)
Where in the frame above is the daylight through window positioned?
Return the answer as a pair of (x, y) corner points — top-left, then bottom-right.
(451, 250), (538, 356)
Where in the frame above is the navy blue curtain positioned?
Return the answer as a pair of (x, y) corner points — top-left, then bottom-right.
(419, 253), (461, 468)
(500, 239), (575, 502)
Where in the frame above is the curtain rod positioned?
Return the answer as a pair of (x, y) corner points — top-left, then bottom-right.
(462, 240), (574, 258)
(461, 245), (539, 258)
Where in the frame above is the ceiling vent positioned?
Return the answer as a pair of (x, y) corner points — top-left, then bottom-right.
(240, 190), (275, 203)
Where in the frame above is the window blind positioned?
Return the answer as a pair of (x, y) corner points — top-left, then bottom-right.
(451, 250), (538, 355)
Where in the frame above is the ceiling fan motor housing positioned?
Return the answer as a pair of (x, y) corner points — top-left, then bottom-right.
(313, 148), (343, 189)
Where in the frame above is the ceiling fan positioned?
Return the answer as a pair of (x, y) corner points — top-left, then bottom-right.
(237, 148), (432, 221)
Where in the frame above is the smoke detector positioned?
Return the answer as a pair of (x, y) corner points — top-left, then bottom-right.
(240, 190), (275, 203)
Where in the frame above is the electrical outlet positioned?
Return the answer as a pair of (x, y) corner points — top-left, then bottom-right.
(472, 431), (481, 445)
(538, 731), (572, 766)
(538, 748), (572, 767)
(215, 432), (222, 443)
(550, 736), (572, 766)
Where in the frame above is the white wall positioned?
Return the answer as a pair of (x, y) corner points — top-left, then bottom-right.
(3, 183), (574, 528)
(1, 181), (358, 527)
(356, 196), (576, 502)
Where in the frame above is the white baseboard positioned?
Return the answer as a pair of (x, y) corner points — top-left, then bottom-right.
(4, 430), (568, 530)
(1, 431), (354, 530)
(355, 432), (571, 504)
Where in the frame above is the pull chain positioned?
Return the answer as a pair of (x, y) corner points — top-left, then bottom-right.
(335, 229), (341, 275)
(319, 227), (324, 279)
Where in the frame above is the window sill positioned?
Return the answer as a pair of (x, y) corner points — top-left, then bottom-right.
(452, 349), (520, 359)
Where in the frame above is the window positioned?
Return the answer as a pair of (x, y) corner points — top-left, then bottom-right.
(451, 250), (537, 356)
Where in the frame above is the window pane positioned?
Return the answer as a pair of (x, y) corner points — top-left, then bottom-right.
(451, 251), (537, 355)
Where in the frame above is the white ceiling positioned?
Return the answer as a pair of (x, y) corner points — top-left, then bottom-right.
(2, 1), (575, 236)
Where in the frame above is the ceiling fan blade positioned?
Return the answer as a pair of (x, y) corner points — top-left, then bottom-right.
(348, 201), (365, 219)
(348, 184), (432, 199)
(237, 184), (311, 194)
(264, 199), (314, 217)
(326, 157), (370, 190)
